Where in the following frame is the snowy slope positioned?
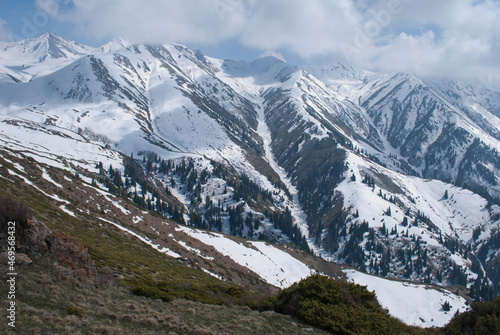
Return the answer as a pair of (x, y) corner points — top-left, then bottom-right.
(339, 151), (494, 244)
(0, 42), (259, 172)
(176, 226), (314, 288)
(430, 79), (500, 138)
(310, 65), (500, 202)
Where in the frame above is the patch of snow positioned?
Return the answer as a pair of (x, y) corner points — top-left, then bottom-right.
(42, 168), (63, 188)
(344, 269), (469, 328)
(12, 162), (25, 173)
(92, 186), (131, 215)
(7, 169), (32, 184)
(176, 226), (314, 288)
(201, 268), (225, 281)
(49, 193), (70, 204)
(176, 240), (214, 261)
(60, 205), (76, 217)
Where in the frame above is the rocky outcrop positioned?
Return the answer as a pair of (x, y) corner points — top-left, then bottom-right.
(23, 217), (97, 283)
(1, 205), (97, 283)
(50, 231), (97, 282)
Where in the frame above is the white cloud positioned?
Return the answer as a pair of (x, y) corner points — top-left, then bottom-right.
(62, 0), (248, 45)
(353, 0), (500, 82)
(57, 0), (500, 83)
(239, 0), (362, 56)
(60, 0), (362, 49)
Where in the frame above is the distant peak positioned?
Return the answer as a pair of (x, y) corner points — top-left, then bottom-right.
(303, 62), (377, 84)
(43, 31), (57, 38)
(37, 32), (65, 44)
(390, 72), (424, 85)
(221, 56), (298, 85)
(257, 55), (286, 62)
(0, 32), (94, 65)
(98, 37), (131, 53)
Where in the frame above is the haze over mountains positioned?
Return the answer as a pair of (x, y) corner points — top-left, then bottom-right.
(1, 32), (499, 326)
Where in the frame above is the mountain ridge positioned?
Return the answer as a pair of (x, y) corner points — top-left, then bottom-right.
(0, 32), (498, 309)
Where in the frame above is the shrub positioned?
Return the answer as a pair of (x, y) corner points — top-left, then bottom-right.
(0, 196), (33, 251)
(273, 275), (419, 335)
(441, 297), (500, 335)
(0, 195), (32, 225)
(131, 285), (173, 302)
(66, 304), (86, 317)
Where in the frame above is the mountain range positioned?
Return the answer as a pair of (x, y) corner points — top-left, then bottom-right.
(1, 32), (499, 327)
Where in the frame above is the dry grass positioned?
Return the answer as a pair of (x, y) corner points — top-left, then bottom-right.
(0, 255), (330, 335)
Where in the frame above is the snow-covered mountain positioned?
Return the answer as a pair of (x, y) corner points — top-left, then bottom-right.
(308, 65), (500, 201)
(0, 32), (94, 84)
(0, 33), (499, 311)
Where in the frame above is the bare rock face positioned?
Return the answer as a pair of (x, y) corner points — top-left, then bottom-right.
(50, 231), (98, 282)
(1, 211), (97, 284)
(24, 217), (97, 283)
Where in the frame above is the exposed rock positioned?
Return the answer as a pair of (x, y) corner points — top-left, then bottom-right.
(21, 217), (54, 255)
(50, 232), (97, 282)
(1, 214), (97, 284)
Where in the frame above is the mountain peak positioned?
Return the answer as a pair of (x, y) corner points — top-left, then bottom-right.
(0, 32), (94, 84)
(221, 56), (298, 84)
(303, 62), (377, 85)
(0, 32), (93, 65)
(40, 31), (56, 40)
(97, 37), (131, 53)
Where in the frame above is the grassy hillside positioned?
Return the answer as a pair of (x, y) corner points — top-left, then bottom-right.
(0, 254), (332, 335)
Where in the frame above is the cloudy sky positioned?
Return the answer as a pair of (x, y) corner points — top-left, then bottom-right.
(0, 0), (499, 85)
